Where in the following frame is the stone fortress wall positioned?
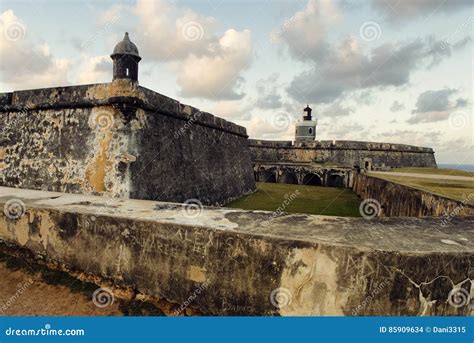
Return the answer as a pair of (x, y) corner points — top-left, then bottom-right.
(248, 139), (437, 169)
(0, 80), (255, 205)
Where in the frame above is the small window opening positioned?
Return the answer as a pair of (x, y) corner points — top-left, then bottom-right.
(126, 68), (129, 76)
(309, 128), (313, 134)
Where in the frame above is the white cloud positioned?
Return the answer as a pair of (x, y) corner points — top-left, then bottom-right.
(129, 0), (253, 100)
(176, 29), (252, 99)
(0, 9), (70, 90)
(76, 55), (111, 85)
(407, 88), (469, 123)
(209, 100), (251, 121)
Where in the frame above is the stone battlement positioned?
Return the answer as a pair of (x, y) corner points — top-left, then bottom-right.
(0, 81), (247, 137)
(248, 138), (436, 168)
(1, 186), (472, 316)
(248, 139), (434, 153)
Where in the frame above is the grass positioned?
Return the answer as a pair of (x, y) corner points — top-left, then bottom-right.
(369, 174), (474, 205)
(227, 182), (361, 217)
(389, 167), (474, 177)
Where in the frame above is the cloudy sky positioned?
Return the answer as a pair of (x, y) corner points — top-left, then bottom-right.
(0, 0), (472, 164)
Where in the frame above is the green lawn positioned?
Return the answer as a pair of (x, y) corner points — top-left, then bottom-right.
(227, 182), (361, 217)
(390, 167), (474, 177)
(369, 174), (474, 205)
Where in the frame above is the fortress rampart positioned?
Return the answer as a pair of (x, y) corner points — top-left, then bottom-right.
(0, 80), (255, 205)
(1, 187), (472, 316)
(248, 139), (437, 169)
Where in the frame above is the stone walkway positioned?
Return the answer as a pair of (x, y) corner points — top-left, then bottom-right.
(370, 171), (474, 182)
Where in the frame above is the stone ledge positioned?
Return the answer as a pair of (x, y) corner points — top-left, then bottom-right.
(0, 187), (473, 316)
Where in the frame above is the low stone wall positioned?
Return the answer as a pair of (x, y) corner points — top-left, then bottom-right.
(351, 173), (474, 217)
(1, 186), (472, 316)
(248, 139), (437, 168)
(0, 80), (255, 205)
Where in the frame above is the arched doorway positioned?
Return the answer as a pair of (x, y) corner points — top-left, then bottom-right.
(279, 171), (298, 184)
(328, 174), (344, 187)
(259, 170), (276, 183)
(302, 173), (322, 186)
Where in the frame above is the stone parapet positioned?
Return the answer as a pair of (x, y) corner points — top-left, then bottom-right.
(1, 187), (472, 316)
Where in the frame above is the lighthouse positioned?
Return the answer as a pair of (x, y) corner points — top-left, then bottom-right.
(294, 105), (317, 143)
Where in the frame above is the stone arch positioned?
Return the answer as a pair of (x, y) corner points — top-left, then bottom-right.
(258, 170), (276, 183)
(279, 171), (298, 184)
(302, 173), (322, 186)
(328, 174), (344, 187)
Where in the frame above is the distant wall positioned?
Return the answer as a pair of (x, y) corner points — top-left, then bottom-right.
(248, 139), (437, 168)
(0, 80), (255, 205)
(350, 173), (474, 217)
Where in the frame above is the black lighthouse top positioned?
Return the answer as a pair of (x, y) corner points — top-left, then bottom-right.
(111, 32), (141, 82)
(303, 105), (312, 121)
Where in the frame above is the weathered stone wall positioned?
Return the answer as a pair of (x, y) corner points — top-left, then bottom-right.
(253, 163), (350, 187)
(351, 173), (474, 217)
(249, 139), (437, 168)
(1, 187), (472, 316)
(0, 81), (255, 205)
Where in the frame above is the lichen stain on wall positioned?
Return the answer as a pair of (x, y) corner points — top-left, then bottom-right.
(280, 247), (348, 316)
(86, 80), (145, 101)
(85, 131), (114, 193)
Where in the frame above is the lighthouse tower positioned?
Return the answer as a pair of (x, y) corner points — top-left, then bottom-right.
(295, 105), (317, 143)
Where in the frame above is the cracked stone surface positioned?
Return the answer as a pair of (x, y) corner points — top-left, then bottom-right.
(1, 186), (473, 316)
